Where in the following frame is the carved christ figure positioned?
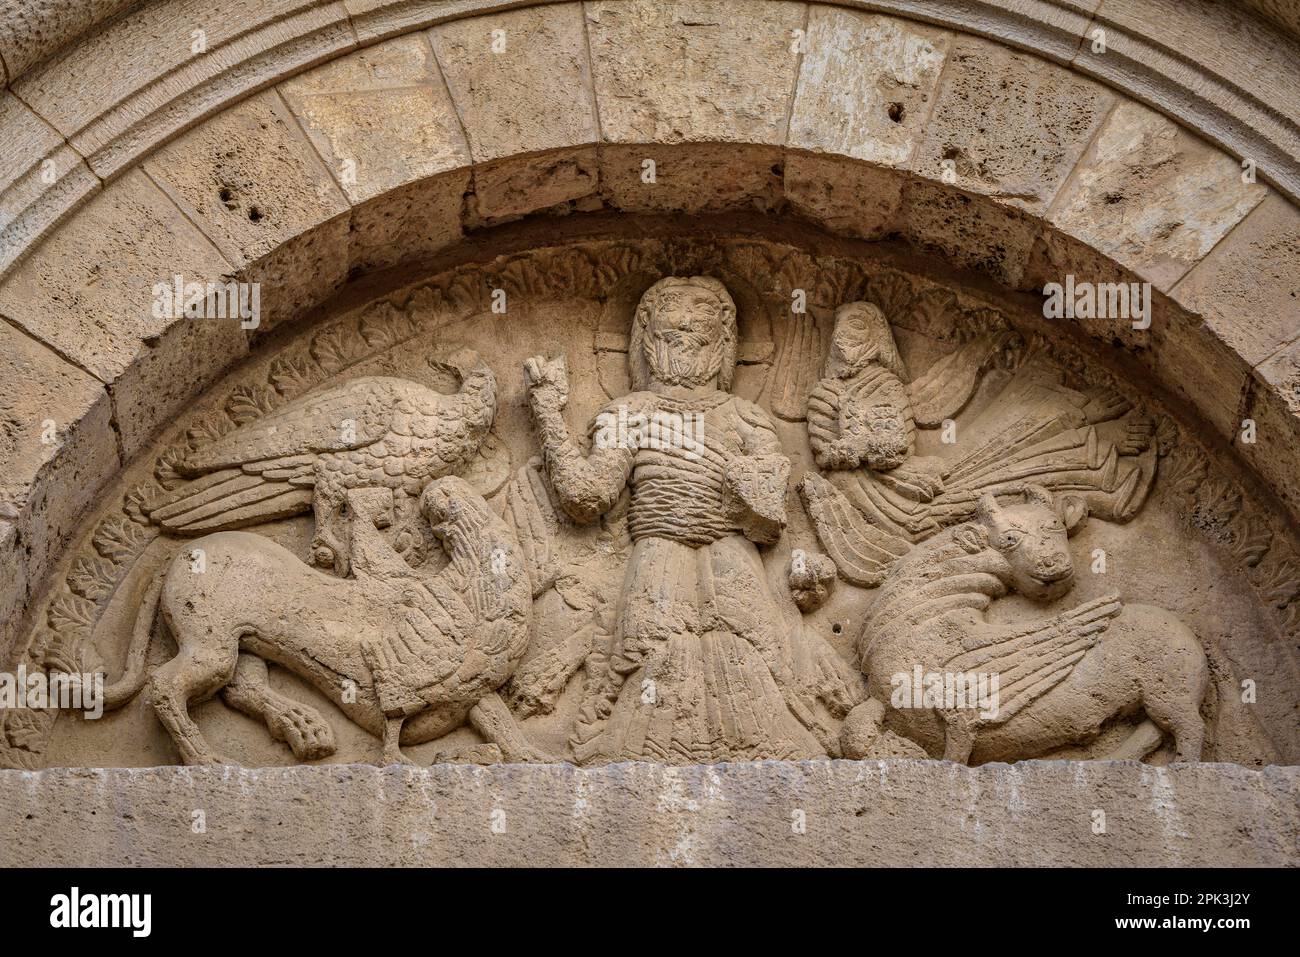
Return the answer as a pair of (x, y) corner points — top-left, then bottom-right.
(524, 277), (854, 763)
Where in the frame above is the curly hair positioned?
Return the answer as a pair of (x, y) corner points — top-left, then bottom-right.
(628, 276), (738, 391)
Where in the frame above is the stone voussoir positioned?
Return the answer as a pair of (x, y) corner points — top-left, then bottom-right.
(0, 168), (246, 460)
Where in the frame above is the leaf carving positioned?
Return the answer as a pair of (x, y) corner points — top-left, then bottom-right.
(68, 554), (116, 601)
(225, 383), (279, 426)
(92, 516), (153, 563)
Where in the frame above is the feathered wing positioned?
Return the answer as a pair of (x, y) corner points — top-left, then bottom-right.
(907, 332), (1011, 427)
(148, 469), (316, 534)
(182, 379), (396, 471)
(942, 593), (1123, 725)
(798, 472), (911, 586)
(149, 379), (398, 534)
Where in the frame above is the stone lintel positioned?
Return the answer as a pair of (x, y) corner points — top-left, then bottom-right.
(1, 760), (1294, 867)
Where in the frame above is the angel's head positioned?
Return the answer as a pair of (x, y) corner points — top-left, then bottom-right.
(826, 301), (906, 381)
(629, 276), (737, 391)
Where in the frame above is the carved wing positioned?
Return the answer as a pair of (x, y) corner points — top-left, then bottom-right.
(943, 593), (1123, 724)
(798, 472), (911, 586)
(149, 378), (402, 534)
(503, 459), (560, 597)
(180, 378), (397, 473)
(148, 468), (315, 534)
(907, 332), (1012, 427)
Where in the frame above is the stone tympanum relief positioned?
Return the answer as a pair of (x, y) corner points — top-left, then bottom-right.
(5, 237), (1296, 770)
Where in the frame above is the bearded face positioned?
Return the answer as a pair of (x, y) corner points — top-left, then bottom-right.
(643, 286), (727, 387)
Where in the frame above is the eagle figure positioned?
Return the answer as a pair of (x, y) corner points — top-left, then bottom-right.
(148, 348), (497, 573)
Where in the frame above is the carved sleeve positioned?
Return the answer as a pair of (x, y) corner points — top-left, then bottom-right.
(533, 405), (633, 525)
(807, 378), (857, 470)
(726, 400), (792, 544)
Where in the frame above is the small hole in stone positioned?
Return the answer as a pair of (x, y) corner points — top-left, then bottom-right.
(248, 206), (264, 222)
(218, 187), (233, 202)
(832, 623), (843, 635)
(887, 102), (905, 123)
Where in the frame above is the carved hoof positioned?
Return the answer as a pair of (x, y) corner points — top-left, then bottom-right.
(432, 743), (504, 765)
(268, 703), (337, 760)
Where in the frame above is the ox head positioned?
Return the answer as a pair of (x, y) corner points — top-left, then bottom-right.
(954, 485), (1088, 601)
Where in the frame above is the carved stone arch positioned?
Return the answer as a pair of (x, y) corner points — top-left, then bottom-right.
(1, 0), (1298, 865)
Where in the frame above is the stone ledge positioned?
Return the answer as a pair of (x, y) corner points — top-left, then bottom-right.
(1, 761), (1295, 866)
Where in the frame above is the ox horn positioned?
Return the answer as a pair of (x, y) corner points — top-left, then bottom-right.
(1023, 484), (1054, 509)
(975, 492), (1002, 524)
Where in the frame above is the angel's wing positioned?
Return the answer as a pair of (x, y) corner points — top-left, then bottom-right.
(943, 593), (1123, 725)
(907, 332), (1012, 427)
(798, 472), (911, 587)
(180, 377), (399, 473)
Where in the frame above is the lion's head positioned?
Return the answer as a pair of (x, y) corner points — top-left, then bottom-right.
(419, 475), (482, 541)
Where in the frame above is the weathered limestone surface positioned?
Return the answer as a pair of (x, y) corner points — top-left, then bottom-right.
(1173, 193), (1300, 368)
(0, 321), (117, 653)
(4, 0), (1299, 287)
(912, 36), (1115, 215)
(0, 0), (141, 81)
(1050, 101), (1266, 291)
(789, 7), (949, 167)
(0, 761), (1294, 866)
(783, 152), (902, 240)
(432, 5), (595, 163)
(11, 0), (356, 179)
(433, 4), (599, 221)
(143, 89), (352, 333)
(897, 180), (1043, 287)
(280, 34), (470, 205)
(0, 92), (100, 276)
(586, 0), (803, 145)
(0, 169), (245, 458)
(599, 143), (785, 214)
(278, 33), (472, 272)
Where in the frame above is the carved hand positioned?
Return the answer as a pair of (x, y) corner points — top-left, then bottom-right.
(523, 355), (570, 415)
(725, 453), (790, 545)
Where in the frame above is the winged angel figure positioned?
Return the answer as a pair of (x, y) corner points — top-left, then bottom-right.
(799, 302), (1158, 586)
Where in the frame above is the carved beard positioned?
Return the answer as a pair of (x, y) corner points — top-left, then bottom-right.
(648, 332), (721, 387)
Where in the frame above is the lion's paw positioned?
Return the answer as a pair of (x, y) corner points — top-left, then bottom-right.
(268, 703), (337, 760)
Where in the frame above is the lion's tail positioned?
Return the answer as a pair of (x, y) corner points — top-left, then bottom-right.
(100, 567), (166, 711)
